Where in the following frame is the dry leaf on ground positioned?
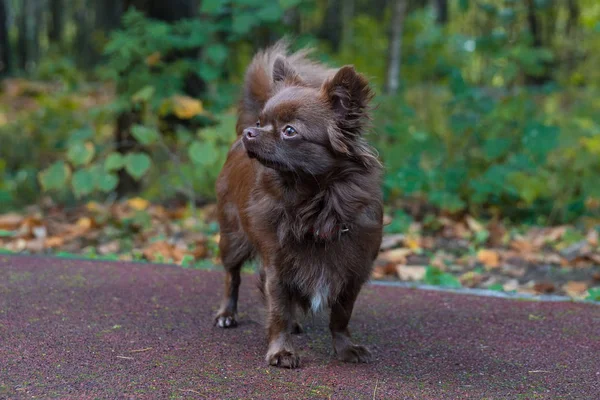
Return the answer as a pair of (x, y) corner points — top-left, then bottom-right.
(127, 197), (150, 211)
(533, 282), (555, 294)
(0, 213), (24, 230)
(562, 281), (589, 298)
(396, 265), (426, 281)
(378, 248), (412, 264)
(477, 249), (500, 269)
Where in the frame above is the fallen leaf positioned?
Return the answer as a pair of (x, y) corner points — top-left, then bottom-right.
(380, 234), (405, 251)
(533, 281), (555, 294)
(192, 242), (208, 259)
(127, 197), (150, 211)
(76, 217), (94, 230)
(378, 248), (412, 264)
(430, 251), (454, 270)
(26, 238), (45, 252)
(477, 249), (500, 269)
(586, 230), (598, 247)
(563, 281), (589, 298)
(396, 265), (426, 281)
(542, 253), (564, 265)
(0, 213), (23, 230)
(487, 219), (507, 247)
(465, 215), (484, 233)
(501, 264), (526, 278)
(588, 253), (600, 264)
(45, 236), (65, 248)
(98, 240), (120, 255)
(371, 266), (387, 279)
(510, 239), (535, 253)
(532, 226), (567, 248)
(142, 240), (188, 263)
(32, 225), (47, 240)
(405, 237), (421, 251)
(382, 214), (393, 226)
(459, 271), (484, 288)
(560, 241), (589, 261)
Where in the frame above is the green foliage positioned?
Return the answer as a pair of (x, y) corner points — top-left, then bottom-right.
(375, 2), (600, 223)
(424, 266), (462, 288)
(39, 161), (70, 191)
(1, 0), (599, 225)
(586, 287), (600, 302)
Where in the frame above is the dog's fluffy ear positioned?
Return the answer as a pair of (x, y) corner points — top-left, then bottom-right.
(322, 66), (372, 122)
(272, 57), (301, 85)
(322, 66), (373, 154)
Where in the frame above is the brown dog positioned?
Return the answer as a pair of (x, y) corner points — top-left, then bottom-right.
(214, 41), (383, 368)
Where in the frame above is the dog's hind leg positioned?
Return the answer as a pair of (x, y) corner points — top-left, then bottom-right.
(215, 231), (252, 328)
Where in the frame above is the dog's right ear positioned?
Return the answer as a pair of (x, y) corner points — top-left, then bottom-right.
(272, 57), (301, 85)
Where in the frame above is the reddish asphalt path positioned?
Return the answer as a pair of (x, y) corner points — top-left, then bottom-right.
(1, 255), (599, 399)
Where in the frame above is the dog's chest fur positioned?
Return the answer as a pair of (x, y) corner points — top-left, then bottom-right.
(268, 215), (377, 313)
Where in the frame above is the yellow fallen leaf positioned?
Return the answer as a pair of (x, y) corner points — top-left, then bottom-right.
(86, 201), (101, 212)
(172, 95), (204, 119)
(127, 197), (149, 211)
(477, 249), (500, 269)
(76, 217), (93, 230)
(405, 236), (421, 251)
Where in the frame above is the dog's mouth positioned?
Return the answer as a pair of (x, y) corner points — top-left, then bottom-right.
(247, 150), (289, 171)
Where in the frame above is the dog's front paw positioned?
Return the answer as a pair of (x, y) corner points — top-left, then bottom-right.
(214, 311), (237, 328)
(337, 344), (372, 363)
(267, 349), (300, 369)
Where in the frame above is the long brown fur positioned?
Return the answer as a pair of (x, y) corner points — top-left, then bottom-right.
(214, 41), (383, 368)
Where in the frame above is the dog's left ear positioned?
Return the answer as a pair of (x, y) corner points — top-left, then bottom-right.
(322, 66), (372, 139)
(273, 57), (302, 85)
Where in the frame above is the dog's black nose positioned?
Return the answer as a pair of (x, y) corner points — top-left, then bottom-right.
(244, 128), (260, 139)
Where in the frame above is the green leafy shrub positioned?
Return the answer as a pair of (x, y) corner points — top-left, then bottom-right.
(374, 3), (600, 223)
(3, 1), (305, 207)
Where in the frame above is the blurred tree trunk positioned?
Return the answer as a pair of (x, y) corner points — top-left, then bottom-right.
(565, 0), (580, 73)
(115, 0), (203, 197)
(74, 4), (94, 67)
(318, 0), (343, 51)
(18, 0), (29, 71)
(341, 0), (354, 48)
(566, 0), (579, 35)
(524, 0), (551, 85)
(385, 0), (407, 95)
(48, 0), (64, 43)
(434, 0), (448, 25)
(0, 0), (10, 75)
(96, 0), (122, 32)
(31, 0), (44, 65)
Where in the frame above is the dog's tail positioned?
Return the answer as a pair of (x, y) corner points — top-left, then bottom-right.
(236, 40), (333, 136)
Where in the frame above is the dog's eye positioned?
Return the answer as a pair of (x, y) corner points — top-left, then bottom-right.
(283, 126), (297, 138)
